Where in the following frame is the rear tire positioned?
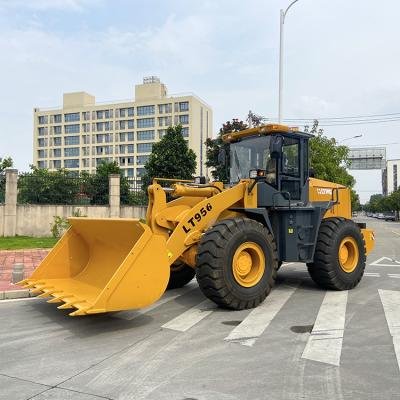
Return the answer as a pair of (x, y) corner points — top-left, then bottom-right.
(167, 262), (195, 289)
(196, 218), (278, 310)
(307, 217), (366, 290)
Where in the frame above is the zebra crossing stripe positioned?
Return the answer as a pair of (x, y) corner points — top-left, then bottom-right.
(301, 290), (348, 366)
(113, 285), (196, 321)
(161, 299), (216, 332)
(224, 285), (298, 347)
(364, 272), (380, 277)
(378, 290), (400, 372)
(388, 274), (400, 279)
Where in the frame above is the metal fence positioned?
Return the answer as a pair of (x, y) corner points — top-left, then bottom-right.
(17, 173), (108, 205)
(126, 178), (147, 206)
(0, 174), (5, 203)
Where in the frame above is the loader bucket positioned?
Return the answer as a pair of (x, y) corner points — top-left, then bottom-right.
(19, 218), (170, 316)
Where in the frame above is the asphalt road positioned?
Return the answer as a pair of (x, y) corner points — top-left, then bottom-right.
(1, 217), (400, 400)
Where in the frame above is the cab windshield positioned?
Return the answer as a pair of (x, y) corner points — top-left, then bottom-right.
(230, 136), (272, 184)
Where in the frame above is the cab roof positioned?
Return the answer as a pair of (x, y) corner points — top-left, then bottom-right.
(222, 123), (312, 143)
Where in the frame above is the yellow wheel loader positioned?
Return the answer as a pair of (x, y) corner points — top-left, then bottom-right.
(19, 124), (375, 316)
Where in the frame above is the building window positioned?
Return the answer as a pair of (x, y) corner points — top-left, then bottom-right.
(127, 168), (134, 177)
(127, 119), (134, 129)
(137, 130), (155, 141)
(53, 137), (61, 146)
(137, 105), (155, 116)
(137, 168), (145, 177)
(64, 147), (80, 157)
(38, 138), (47, 147)
(53, 148), (61, 157)
(181, 127), (189, 137)
(137, 155), (150, 165)
(96, 110), (104, 119)
(158, 103), (172, 114)
(105, 133), (113, 143)
(119, 145), (126, 154)
(38, 127), (47, 136)
(179, 114), (189, 125)
(119, 157), (126, 165)
(158, 116), (172, 127)
(64, 113), (80, 122)
(127, 107), (134, 116)
(119, 120), (126, 130)
(127, 157), (134, 165)
(54, 114), (62, 123)
(158, 129), (167, 138)
(137, 143), (153, 153)
(119, 133), (126, 142)
(394, 165), (398, 191)
(65, 124), (80, 134)
(38, 161), (47, 168)
(127, 144), (134, 153)
(105, 109), (113, 119)
(137, 118), (155, 128)
(119, 108), (126, 118)
(53, 126), (62, 134)
(38, 150), (47, 158)
(53, 160), (61, 169)
(179, 101), (189, 112)
(64, 159), (79, 168)
(64, 136), (80, 145)
(83, 111), (91, 121)
(38, 115), (48, 124)
(127, 132), (134, 141)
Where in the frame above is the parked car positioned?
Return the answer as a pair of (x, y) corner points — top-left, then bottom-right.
(384, 212), (396, 221)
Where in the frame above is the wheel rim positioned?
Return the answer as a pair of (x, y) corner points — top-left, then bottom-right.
(232, 242), (265, 287)
(338, 236), (359, 273)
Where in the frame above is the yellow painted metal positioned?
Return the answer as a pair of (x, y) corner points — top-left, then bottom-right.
(20, 218), (169, 315)
(338, 236), (359, 273)
(222, 124), (296, 143)
(232, 242), (265, 287)
(171, 184), (220, 198)
(308, 177), (351, 220)
(361, 228), (375, 254)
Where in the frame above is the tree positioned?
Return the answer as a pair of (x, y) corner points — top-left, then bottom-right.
(86, 161), (130, 205)
(0, 156), (13, 173)
(141, 125), (196, 189)
(205, 119), (248, 182)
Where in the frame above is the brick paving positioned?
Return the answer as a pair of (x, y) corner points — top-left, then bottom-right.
(0, 249), (49, 291)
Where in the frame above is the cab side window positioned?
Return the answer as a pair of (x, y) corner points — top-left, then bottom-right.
(282, 137), (300, 177)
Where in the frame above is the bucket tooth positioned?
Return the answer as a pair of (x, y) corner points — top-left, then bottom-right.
(47, 298), (63, 304)
(57, 303), (75, 310)
(38, 292), (53, 298)
(69, 308), (89, 317)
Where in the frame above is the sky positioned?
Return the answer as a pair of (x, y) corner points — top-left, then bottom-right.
(1, 0), (400, 202)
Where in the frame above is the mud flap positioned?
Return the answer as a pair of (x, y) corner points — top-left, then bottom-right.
(19, 218), (170, 316)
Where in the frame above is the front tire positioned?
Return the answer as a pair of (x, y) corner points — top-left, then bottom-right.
(195, 218), (278, 310)
(308, 217), (366, 290)
(167, 261), (195, 289)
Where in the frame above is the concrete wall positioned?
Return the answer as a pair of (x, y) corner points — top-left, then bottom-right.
(0, 169), (148, 237)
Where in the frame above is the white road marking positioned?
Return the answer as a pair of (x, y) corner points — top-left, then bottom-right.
(388, 274), (400, 279)
(391, 230), (400, 237)
(0, 296), (38, 303)
(364, 272), (381, 277)
(378, 290), (400, 372)
(302, 291), (348, 366)
(224, 285), (298, 347)
(161, 299), (216, 332)
(113, 285), (195, 321)
(369, 257), (400, 267)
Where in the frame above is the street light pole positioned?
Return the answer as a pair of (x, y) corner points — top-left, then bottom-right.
(278, 0), (299, 123)
(339, 134), (363, 143)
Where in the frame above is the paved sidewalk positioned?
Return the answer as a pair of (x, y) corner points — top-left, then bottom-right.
(0, 249), (49, 292)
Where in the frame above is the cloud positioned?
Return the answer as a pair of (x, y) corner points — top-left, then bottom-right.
(0, 0), (98, 12)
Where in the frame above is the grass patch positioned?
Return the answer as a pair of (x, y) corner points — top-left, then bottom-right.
(0, 236), (58, 250)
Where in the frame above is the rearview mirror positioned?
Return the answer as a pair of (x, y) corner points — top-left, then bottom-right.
(270, 135), (283, 159)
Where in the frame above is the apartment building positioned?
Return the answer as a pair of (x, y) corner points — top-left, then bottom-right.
(382, 159), (400, 196)
(33, 77), (213, 179)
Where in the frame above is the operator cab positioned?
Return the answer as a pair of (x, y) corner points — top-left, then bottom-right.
(224, 124), (312, 205)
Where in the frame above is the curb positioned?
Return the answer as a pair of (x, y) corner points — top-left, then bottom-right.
(0, 290), (37, 300)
